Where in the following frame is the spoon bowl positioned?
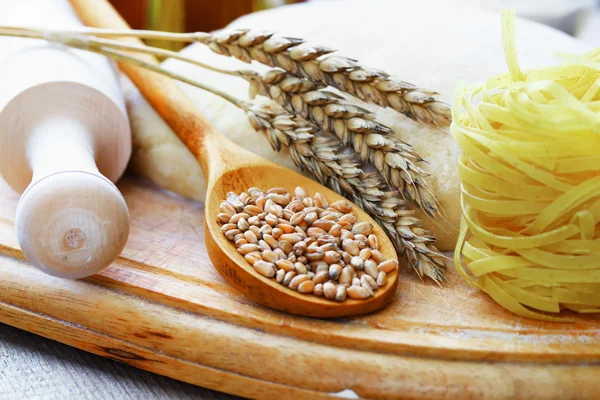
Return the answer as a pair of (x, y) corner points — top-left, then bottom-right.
(203, 147), (399, 318)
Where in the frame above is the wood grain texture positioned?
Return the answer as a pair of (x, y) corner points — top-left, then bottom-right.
(0, 175), (600, 399)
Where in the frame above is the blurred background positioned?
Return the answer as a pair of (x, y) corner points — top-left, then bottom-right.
(109, 0), (600, 50)
(109, 0), (306, 50)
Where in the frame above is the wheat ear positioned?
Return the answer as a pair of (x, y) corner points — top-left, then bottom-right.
(197, 29), (451, 128)
(247, 70), (437, 216)
(245, 103), (446, 282)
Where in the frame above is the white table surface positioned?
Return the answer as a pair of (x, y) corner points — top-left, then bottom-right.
(1, 5), (599, 400)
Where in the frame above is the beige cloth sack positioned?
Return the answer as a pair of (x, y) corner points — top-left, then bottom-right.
(122, 0), (588, 250)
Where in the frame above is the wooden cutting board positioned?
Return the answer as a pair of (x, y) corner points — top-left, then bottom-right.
(0, 174), (599, 399)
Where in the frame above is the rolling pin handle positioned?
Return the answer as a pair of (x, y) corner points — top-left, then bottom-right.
(14, 116), (130, 279)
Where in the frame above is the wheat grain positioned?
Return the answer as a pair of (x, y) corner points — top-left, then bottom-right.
(197, 29), (451, 127)
(219, 185), (399, 298)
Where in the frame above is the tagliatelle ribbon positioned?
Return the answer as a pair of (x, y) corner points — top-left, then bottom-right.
(452, 9), (600, 321)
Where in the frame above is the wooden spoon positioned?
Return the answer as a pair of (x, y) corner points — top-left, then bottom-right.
(70, 0), (399, 318)
(203, 153), (399, 318)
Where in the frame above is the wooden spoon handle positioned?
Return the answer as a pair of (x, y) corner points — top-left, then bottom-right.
(68, 0), (226, 181)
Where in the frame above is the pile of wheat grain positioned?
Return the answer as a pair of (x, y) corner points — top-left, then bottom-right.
(218, 186), (398, 301)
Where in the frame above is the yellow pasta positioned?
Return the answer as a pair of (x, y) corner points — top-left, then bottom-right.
(452, 9), (600, 321)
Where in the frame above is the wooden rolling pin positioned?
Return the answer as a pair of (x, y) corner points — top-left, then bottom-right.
(0, 0), (132, 279)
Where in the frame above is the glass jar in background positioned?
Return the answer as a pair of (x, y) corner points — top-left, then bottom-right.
(146, 0), (185, 51)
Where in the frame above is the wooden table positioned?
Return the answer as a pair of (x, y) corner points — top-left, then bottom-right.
(0, 323), (238, 399)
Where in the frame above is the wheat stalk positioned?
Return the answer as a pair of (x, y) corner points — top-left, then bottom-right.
(245, 102), (446, 282)
(2, 27), (437, 216)
(0, 26), (447, 282)
(1, 25), (451, 127)
(197, 29), (451, 128)
(55, 26), (440, 216)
